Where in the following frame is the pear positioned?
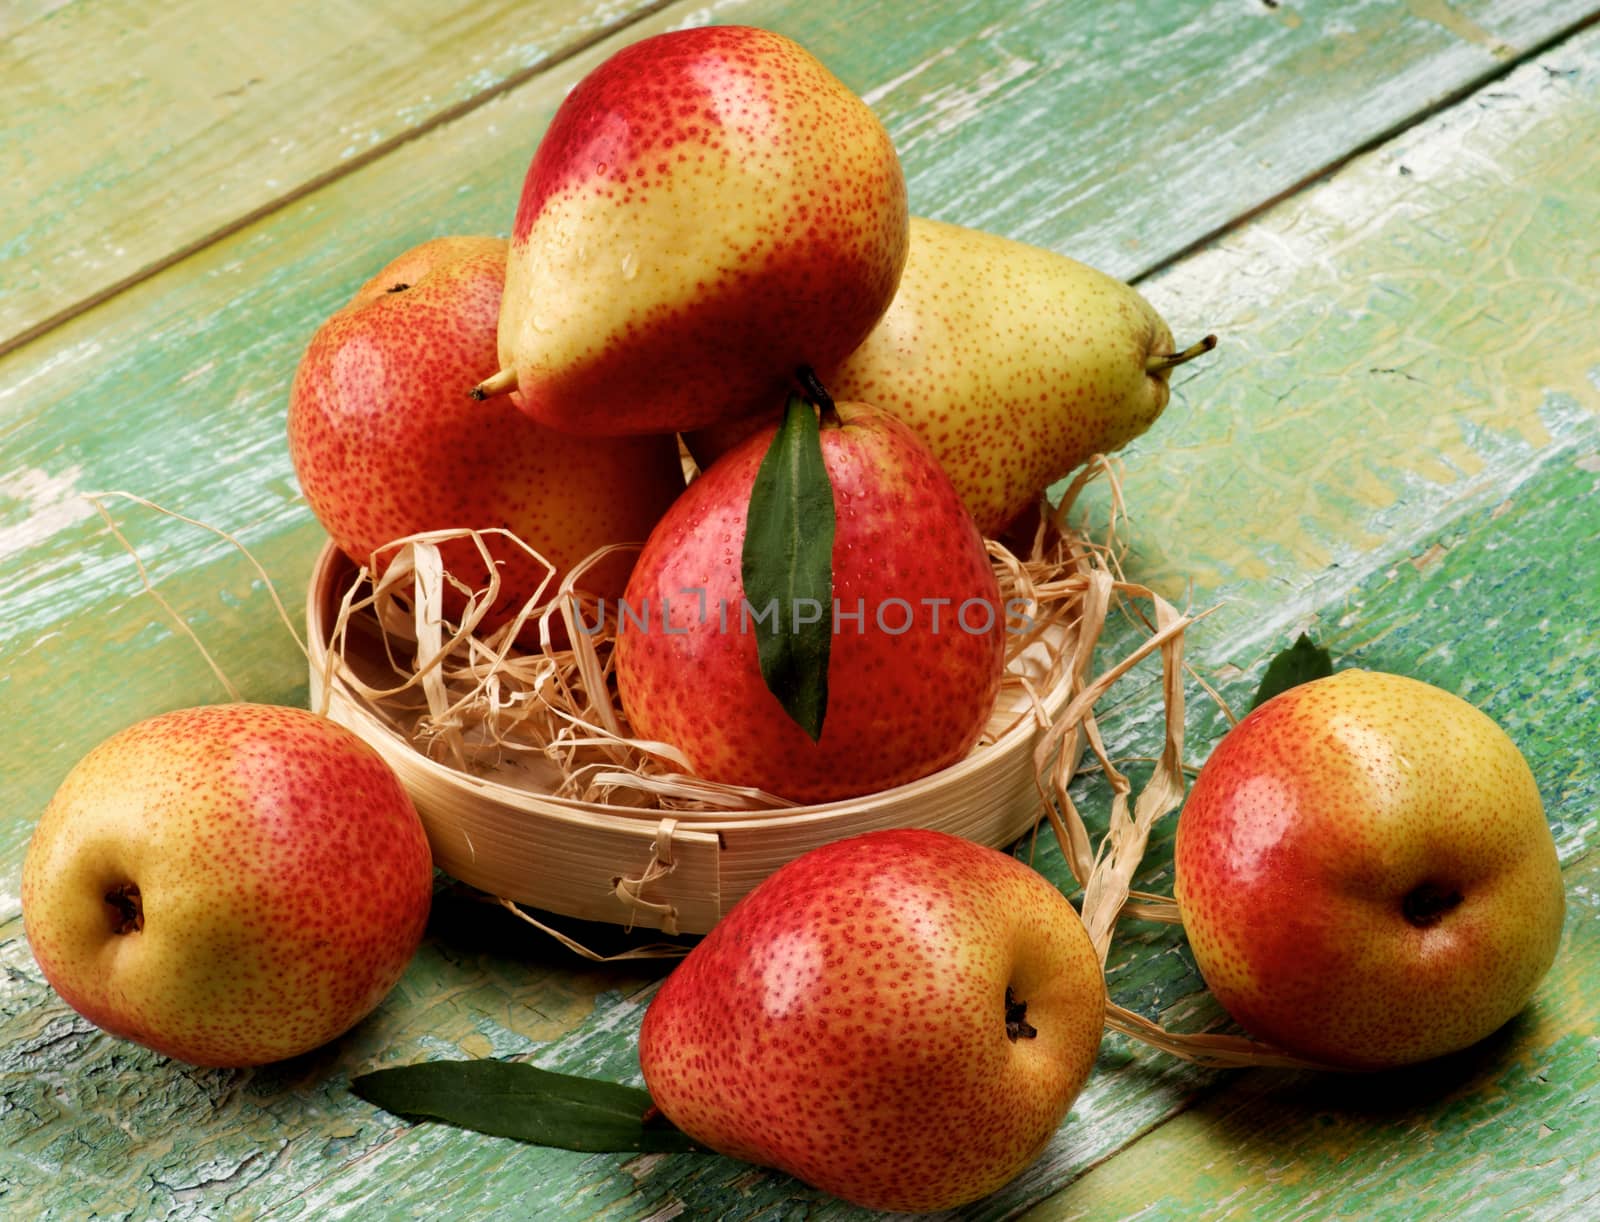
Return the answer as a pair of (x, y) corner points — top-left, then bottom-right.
(613, 400), (1006, 804)
(21, 704), (434, 1067)
(689, 216), (1213, 536)
(639, 828), (1106, 1212)
(288, 236), (685, 646)
(1176, 670), (1565, 1069)
(478, 26), (909, 436)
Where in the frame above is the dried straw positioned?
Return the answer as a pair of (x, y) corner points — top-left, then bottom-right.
(311, 513), (1091, 813)
(93, 472), (1339, 1067)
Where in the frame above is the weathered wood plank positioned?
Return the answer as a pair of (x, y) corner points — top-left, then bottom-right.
(5, 0), (1600, 852)
(67, 359), (1583, 1222)
(1024, 852), (1600, 1221)
(6, 19), (1596, 1216)
(336, 404), (1594, 1222)
(0, 887), (675, 1216)
(3, 2), (1599, 1219)
(1005, 435), (1600, 1221)
(5, 0), (1598, 352)
(1125, 51), (1600, 631)
(0, 0), (669, 353)
(862, 0), (1596, 270)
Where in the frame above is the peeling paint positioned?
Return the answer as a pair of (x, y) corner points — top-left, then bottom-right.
(0, 466), (93, 561)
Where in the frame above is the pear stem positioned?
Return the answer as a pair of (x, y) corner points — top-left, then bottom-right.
(796, 365), (840, 425)
(470, 366), (518, 401)
(1145, 334), (1218, 375)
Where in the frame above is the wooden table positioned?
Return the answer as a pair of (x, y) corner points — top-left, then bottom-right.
(4, 2), (1597, 1216)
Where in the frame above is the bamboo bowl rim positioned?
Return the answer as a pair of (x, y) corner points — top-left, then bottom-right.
(304, 536), (1084, 935)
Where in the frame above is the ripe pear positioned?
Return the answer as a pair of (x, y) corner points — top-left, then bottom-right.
(639, 828), (1107, 1213)
(613, 401), (1005, 804)
(481, 25), (909, 435)
(288, 236), (684, 645)
(21, 704), (435, 1068)
(689, 216), (1212, 536)
(1175, 670), (1566, 1070)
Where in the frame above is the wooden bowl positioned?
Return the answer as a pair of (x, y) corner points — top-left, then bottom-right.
(305, 540), (1077, 935)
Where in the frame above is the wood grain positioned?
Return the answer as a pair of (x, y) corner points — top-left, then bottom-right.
(3, 0), (1599, 1217)
(5, 0), (1597, 352)
(111, 315), (1591, 1222)
(5, 0), (1599, 851)
(0, 0), (670, 353)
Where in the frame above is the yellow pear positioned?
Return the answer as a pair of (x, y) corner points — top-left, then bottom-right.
(1175, 670), (1565, 1070)
(688, 217), (1212, 536)
(480, 26), (908, 436)
(639, 828), (1105, 1212)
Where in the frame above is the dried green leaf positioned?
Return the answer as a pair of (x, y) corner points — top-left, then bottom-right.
(350, 1060), (703, 1154)
(741, 394), (836, 741)
(1250, 633), (1335, 710)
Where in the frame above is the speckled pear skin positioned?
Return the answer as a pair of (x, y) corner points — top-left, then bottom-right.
(20, 704), (435, 1068)
(613, 402), (1005, 804)
(288, 236), (685, 644)
(1174, 670), (1566, 1070)
(498, 25), (909, 436)
(690, 216), (1180, 536)
(638, 828), (1106, 1213)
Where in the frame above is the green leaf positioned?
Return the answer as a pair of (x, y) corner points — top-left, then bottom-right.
(350, 1060), (704, 1154)
(1250, 633), (1335, 710)
(742, 393), (836, 741)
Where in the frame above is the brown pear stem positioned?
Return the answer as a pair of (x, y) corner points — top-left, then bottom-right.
(796, 365), (841, 425)
(1145, 334), (1218, 375)
(470, 366), (518, 401)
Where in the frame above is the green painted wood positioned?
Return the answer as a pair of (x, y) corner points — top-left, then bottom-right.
(6, 0), (1600, 856)
(3, 0), (1600, 1218)
(0, 887), (675, 1214)
(427, 339), (1600, 1222)
(8, 365), (1579, 1221)
(5, 0), (1597, 353)
(0, 0), (670, 353)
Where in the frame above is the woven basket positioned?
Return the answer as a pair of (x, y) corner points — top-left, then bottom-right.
(305, 539), (1082, 936)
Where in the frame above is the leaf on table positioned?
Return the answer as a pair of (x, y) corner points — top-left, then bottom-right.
(1250, 633), (1335, 710)
(350, 1059), (704, 1153)
(742, 393), (836, 741)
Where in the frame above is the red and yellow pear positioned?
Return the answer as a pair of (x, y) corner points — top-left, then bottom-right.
(690, 216), (1211, 535)
(482, 26), (909, 435)
(21, 704), (434, 1068)
(614, 400), (1006, 804)
(639, 828), (1106, 1212)
(288, 236), (684, 643)
(1175, 669), (1565, 1070)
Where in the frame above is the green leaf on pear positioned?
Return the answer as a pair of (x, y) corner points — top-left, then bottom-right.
(1250, 633), (1335, 710)
(742, 393), (836, 741)
(350, 1059), (704, 1154)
